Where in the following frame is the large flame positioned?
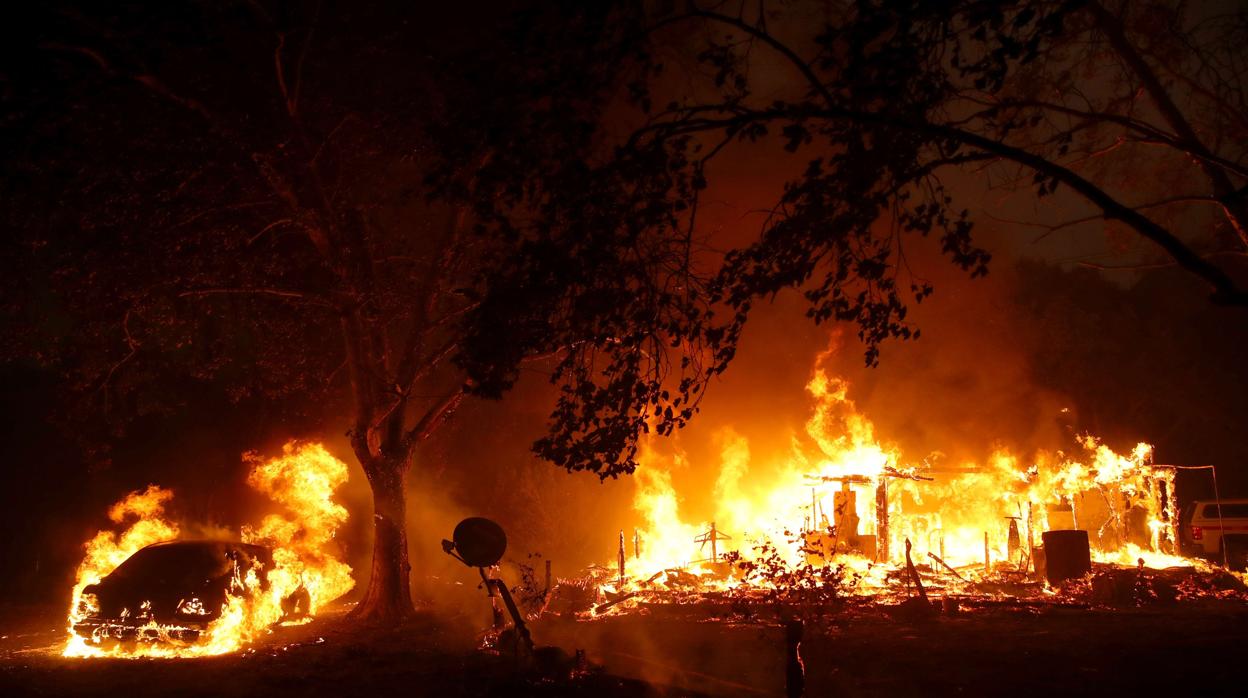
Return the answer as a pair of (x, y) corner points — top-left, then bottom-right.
(241, 442), (354, 618)
(64, 441), (354, 657)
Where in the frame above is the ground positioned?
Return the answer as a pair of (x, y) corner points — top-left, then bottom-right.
(2, 599), (1246, 696)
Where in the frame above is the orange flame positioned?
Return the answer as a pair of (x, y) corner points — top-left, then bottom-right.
(242, 441), (354, 617)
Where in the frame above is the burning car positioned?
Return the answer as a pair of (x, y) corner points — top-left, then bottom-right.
(72, 540), (310, 647)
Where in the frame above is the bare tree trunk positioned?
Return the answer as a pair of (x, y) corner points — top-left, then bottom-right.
(351, 461), (415, 621)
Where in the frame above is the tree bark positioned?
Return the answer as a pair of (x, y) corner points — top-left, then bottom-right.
(1086, 0), (1248, 251)
(350, 460), (415, 621)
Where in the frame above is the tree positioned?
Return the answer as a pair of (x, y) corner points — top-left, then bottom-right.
(454, 0), (1247, 387)
(3, 1), (725, 623)
(3, 2), (476, 621)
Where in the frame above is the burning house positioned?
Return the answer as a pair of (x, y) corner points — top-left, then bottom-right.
(581, 367), (1198, 614)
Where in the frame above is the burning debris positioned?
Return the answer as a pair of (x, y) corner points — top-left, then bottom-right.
(64, 441), (354, 658)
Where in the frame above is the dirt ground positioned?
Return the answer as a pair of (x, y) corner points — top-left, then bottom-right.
(2, 600), (1246, 697)
(0, 602), (664, 698)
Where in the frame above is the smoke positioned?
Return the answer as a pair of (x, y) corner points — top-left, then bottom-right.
(178, 521), (241, 541)
(819, 253), (1073, 465)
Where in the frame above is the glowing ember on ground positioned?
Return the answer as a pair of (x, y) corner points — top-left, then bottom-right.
(64, 441), (354, 658)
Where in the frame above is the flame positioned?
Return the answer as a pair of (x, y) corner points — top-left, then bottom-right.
(241, 441), (354, 618)
(630, 445), (701, 573)
(64, 441), (354, 658)
(803, 371), (895, 481)
(611, 363), (1196, 601)
(64, 486), (180, 657)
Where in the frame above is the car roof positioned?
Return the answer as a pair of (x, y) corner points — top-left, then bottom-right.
(139, 539), (272, 554)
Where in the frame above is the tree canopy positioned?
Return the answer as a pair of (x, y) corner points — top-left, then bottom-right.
(437, 0), (1247, 480)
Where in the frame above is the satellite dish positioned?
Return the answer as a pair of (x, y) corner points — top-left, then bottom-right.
(449, 517), (507, 567)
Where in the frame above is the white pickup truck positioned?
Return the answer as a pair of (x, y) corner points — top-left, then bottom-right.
(1180, 499), (1248, 569)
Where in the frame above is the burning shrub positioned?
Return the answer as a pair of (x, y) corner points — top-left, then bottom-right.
(724, 530), (863, 624)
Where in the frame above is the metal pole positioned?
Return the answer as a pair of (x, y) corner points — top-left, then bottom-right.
(1212, 466), (1228, 568)
(481, 566), (504, 630)
(1027, 502), (1035, 555)
(875, 478), (890, 563)
(983, 531), (990, 574)
(618, 530), (626, 587)
(479, 568), (533, 657)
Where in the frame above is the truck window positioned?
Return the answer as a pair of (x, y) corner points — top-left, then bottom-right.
(1201, 503), (1248, 518)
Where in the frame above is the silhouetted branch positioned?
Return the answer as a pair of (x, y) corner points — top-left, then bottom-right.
(635, 103), (1248, 304)
(403, 388), (467, 452)
(95, 308), (141, 413)
(1087, 0), (1248, 248)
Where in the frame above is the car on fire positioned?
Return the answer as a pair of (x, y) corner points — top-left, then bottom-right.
(1180, 499), (1248, 570)
(72, 540), (309, 646)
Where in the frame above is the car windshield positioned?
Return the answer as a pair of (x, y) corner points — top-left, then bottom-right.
(106, 542), (234, 585)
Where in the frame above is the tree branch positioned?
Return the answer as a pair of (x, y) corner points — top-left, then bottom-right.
(343, 309), (380, 468)
(1078, 249), (1246, 272)
(637, 102), (1248, 304)
(95, 307), (141, 413)
(1087, 0), (1248, 249)
(402, 388), (468, 454)
(659, 6), (1248, 302)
